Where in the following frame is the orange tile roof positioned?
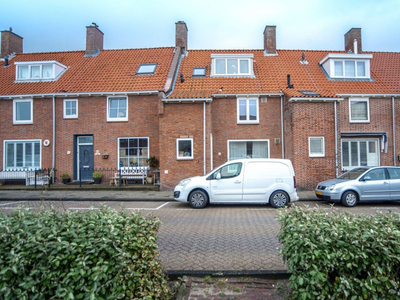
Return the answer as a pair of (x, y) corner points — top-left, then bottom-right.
(168, 49), (400, 99)
(0, 47), (175, 96)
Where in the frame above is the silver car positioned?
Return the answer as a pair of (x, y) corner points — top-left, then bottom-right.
(315, 166), (400, 207)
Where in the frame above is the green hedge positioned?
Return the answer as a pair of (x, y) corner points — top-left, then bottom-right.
(277, 206), (400, 299)
(0, 207), (171, 299)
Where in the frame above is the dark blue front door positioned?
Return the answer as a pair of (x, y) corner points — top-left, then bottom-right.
(79, 144), (94, 181)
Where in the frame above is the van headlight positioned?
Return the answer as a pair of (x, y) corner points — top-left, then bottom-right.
(178, 179), (191, 186)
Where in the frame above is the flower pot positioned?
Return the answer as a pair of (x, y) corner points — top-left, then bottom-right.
(62, 178), (71, 184)
(146, 177), (153, 184)
(93, 178), (102, 184)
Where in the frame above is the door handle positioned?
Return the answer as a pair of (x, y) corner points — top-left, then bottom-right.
(234, 181), (241, 184)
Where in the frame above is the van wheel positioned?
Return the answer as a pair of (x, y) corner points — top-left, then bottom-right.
(341, 191), (358, 207)
(270, 191), (289, 208)
(188, 190), (209, 209)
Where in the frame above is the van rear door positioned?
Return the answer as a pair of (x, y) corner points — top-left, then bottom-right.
(209, 162), (244, 202)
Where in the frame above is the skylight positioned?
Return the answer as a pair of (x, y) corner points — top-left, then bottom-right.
(192, 67), (206, 77)
(137, 63), (157, 75)
(299, 90), (320, 96)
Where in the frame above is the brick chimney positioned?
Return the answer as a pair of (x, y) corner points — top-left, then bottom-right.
(175, 21), (188, 51)
(1, 29), (23, 58)
(345, 28), (362, 54)
(85, 23), (103, 56)
(263, 25), (277, 55)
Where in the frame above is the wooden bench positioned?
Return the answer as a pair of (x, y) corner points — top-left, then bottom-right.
(112, 168), (147, 186)
(0, 170), (31, 186)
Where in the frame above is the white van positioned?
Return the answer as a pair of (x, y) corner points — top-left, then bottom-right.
(173, 158), (299, 208)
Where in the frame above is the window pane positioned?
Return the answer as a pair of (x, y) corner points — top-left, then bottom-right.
(109, 98), (127, 119)
(239, 100), (247, 120)
(16, 101), (31, 121)
(227, 59), (238, 74)
(18, 66), (29, 79)
(310, 138), (322, 154)
(137, 64), (156, 74)
(240, 60), (249, 74)
(42, 65), (53, 78)
(369, 141), (376, 153)
(351, 142), (359, 166)
(34, 142), (40, 167)
(16, 143), (23, 167)
(178, 139), (192, 158)
(334, 61), (343, 76)
(342, 141), (349, 167)
(249, 100), (257, 120)
(25, 143), (32, 167)
(345, 61), (355, 77)
(229, 142), (246, 160)
(360, 141), (367, 166)
(31, 66), (40, 78)
(119, 138), (149, 167)
(252, 141), (268, 158)
(351, 100), (368, 120)
(6, 143), (14, 167)
(357, 61), (365, 77)
(215, 59), (226, 74)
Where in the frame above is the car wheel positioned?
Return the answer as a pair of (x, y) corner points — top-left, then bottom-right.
(188, 190), (209, 209)
(270, 191), (289, 208)
(341, 191), (358, 207)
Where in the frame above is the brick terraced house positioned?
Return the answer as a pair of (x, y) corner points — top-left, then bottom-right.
(1, 22), (399, 190)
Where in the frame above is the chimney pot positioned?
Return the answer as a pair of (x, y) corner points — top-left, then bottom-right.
(175, 21), (188, 50)
(264, 25), (277, 55)
(1, 29), (23, 58)
(345, 28), (362, 54)
(85, 24), (104, 57)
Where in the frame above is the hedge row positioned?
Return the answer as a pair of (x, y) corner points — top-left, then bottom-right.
(278, 206), (400, 299)
(0, 206), (171, 299)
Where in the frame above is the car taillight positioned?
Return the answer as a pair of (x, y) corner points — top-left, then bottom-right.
(293, 176), (297, 188)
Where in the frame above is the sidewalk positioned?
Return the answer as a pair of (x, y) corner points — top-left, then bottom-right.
(0, 183), (317, 201)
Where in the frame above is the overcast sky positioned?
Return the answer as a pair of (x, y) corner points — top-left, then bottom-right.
(1, 0), (399, 53)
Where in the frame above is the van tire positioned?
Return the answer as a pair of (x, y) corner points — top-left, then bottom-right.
(188, 190), (209, 209)
(270, 191), (289, 208)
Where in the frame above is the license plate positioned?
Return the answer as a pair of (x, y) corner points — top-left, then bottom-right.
(316, 191), (322, 195)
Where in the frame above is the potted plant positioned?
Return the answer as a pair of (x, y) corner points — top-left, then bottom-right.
(92, 172), (103, 184)
(60, 173), (71, 184)
(146, 156), (159, 184)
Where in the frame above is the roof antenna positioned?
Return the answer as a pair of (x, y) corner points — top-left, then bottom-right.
(287, 74), (294, 89)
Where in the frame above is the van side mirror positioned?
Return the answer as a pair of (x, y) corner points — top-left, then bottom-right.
(216, 173), (221, 180)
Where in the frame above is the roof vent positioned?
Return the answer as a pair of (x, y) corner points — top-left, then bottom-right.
(3, 55), (9, 67)
(287, 74), (294, 89)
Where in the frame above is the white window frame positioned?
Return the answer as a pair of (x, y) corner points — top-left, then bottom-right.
(117, 137), (149, 169)
(309, 137), (325, 157)
(3, 139), (41, 169)
(107, 96), (128, 122)
(63, 99), (78, 119)
(13, 99), (33, 124)
(15, 61), (67, 81)
(176, 138), (193, 160)
(349, 97), (370, 123)
(341, 139), (379, 170)
(211, 54), (253, 77)
(237, 97), (259, 124)
(227, 139), (270, 160)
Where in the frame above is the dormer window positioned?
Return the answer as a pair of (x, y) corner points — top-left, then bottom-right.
(319, 54), (372, 80)
(15, 61), (67, 81)
(211, 54), (254, 77)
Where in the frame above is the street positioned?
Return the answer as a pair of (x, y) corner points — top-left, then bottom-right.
(1, 200), (399, 272)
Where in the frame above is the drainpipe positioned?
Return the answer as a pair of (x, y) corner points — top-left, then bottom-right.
(52, 96), (56, 181)
(393, 96), (396, 166)
(210, 133), (213, 171)
(280, 94), (285, 158)
(203, 101), (206, 175)
(335, 101), (338, 177)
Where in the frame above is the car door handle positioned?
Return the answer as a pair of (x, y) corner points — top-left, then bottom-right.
(383, 181), (389, 185)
